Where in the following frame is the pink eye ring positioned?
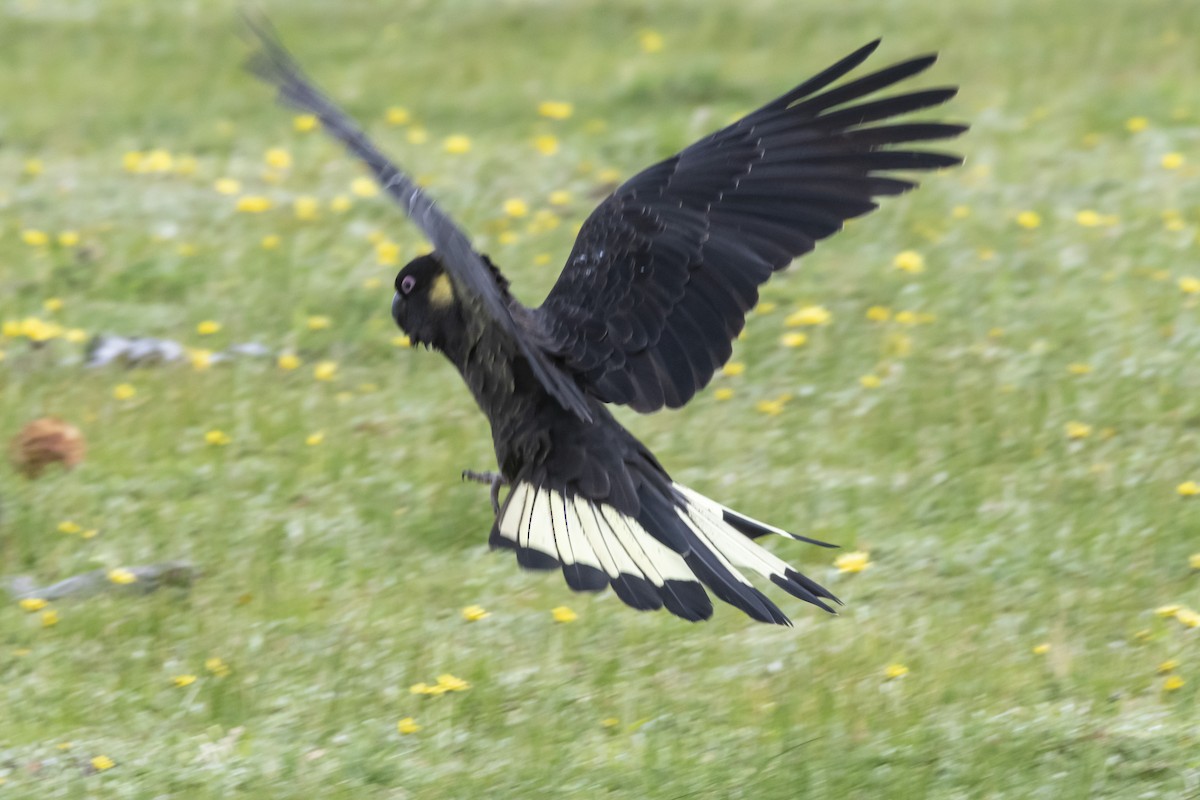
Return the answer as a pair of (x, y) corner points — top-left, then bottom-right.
(400, 275), (417, 294)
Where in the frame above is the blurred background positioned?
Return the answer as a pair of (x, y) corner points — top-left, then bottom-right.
(1, 0), (1198, 796)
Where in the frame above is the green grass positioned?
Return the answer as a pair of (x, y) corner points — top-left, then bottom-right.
(2, 0), (1200, 796)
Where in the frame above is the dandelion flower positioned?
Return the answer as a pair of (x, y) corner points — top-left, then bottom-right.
(1067, 363), (1093, 375)
(552, 606), (578, 623)
(1161, 152), (1184, 170)
(173, 674), (197, 687)
(503, 198), (529, 218)
(1075, 210), (1102, 227)
(407, 127), (429, 145)
(385, 106), (411, 126)
(107, 568), (136, 585)
(1189, 553), (1200, 570)
(893, 250), (925, 273)
(443, 135), (472, 154)
(721, 362), (745, 377)
(397, 717), (422, 734)
(143, 149), (173, 172)
(19, 598), (48, 612)
(277, 353), (300, 371)
(1032, 643), (1051, 655)
(376, 239), (401, 266)
(330, 194), (352, 213)
(205, 429), (231, 446)
(261, 234), (281, 250)
(42, 297), (64, 313)
(90, 755), (114, 771)
(205, 657), (231, 677)
(1162, 675), (1185, 692)
(1178, 277), (1200, 295)
(713, 387), (734, 401)
(1158, 659), (1180, 673)
(348, 176), (380, 199)
(755, 398), (787, 416)
(1015, 210), (1041, 229)
(780, 332), (808, 348)
(638, 29), (664, 53)
(196, 320), (221, 336)
(461, 604), (489, 622)
(392, 334), (412, 348)
(548, 190), (571, 206)
(859, 374), (882, 389)
(264, 147), (292, 169)
(533, 135), (560, 156)
(1176, 608), (1200, 628)
(21, 229), (49, 247)
(755, 302), (777, 315)
(41, 609), (59, 627)
(884, 663), (909, 680)
(23, 158), (44, 176)
(1156, 604), (1183, 617)
(1125, 116), (1148, 132)
(214, 178), (241, 195)
(294, 195), (319, 221)
(785, 305), (831, 327)
(1064, 421), (1092, 440)
(58, 520), (82, 534)
(538, 101), (574, 120)
(951, 205), (971, 219)
(236, 195), (273, 213)
(436, 673), (470, 692)
(601, 717), (620, 729)
(313, 361), (338, 381)
(1178, 481), (1199, 497)
(57, 231), (80, 247)
(866, 305), (891, 322)
(305, 431), (324, 446)
(835, 551), (870, 573)
(306, 315), (332, 331)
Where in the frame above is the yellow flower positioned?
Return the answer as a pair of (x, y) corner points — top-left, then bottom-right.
(351, 176), (379, 198)
(385, 106), (411, 126)
(409, 682), (442, 696)
(436, 673), (470, 692)
(713, 387), (734, 401)
(1067, 363), (1093, 375)
(1190, 553), (1200, 570)
(261, 234), (281, 250)
(884, 663), (909, 680)
(19, 598), (48, 612)
(107, 568), (136, 585)
(1032, 643), (1051, 655)
(22, 229), (49, 247)
(123, 151), (144, 172)
(780, 332), (807, 348)
(538, 101), (574, 120)
(392, 334), (412, 348)
(866, 305), (891, 322)
(1178, 481), (1200, 497)
(236, 195), (272, 213)
(548, 190), (571, 207)
(1064, 421), (1092, 440)
(397, 717), (422, 735)
(376, 239), (401, 265)
(1125, 116), (1149, 132)
(1176, 608), (1200, 628)
(893, 250), (925, 273)
(330, 194), (351, 213)
(362, 277), (382, 290)
(461, 604), (489, 622)
(1158, 659), (1180, 673)
(1015, 210), (1041, 229)
(173, 674), (197, 687)
(175, 155), (198, 175)
(277, 353), (300, 370)
(755, 302), (777, 315)
(406, 127), (429, 145)
(1075, 209), (1102, 227)
(206, 657), (231, 677)
(265, 147), (292, 169)
(551, 606), (578, 623)
(306, 315), (332, 331)
(41, 609), (59, 627)
(1163, 675), (1185, 692)
(58, 520), (82, 534)
(23, 157), (44, 176)
(313, 361), (338, 381)
(443, 135), (472, 154)
(294, 195), (319, 221)
(205, 429), (231, 446)
(835, 551), (870, 574)
(503, 198), (529, 218)
(214, 177), (241, 195)
(57, 231), (80, 247)
(90, 755), (114, 771)
(859, 374), (882, 389)
(951, 205), (971, 219)
(894, 311), (919, 326)
(1178, 277), (1200, 295)
(41, 298), (63, 315)
(1161, 152), (1184, 170)
(196, 320), (221, 336)
(64, 328), (87, 344)
(597, 167), (621, 184)
(533, 135), (559, 155)
(305, 431), (325, 446)
(1155, 604), (1182, 618)
(786, 305), (831, 327)
(143, 149), (173, 172)
(601, 717), (620, 729)
(638, 29), (664, 53)
(293, 114), (318, 132)
(721, 362), (745, 377)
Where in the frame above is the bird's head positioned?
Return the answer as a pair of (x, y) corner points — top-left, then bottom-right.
(392, 252), (462, 351)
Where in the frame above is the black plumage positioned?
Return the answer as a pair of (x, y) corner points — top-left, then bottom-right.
(246, 21), (966, 625)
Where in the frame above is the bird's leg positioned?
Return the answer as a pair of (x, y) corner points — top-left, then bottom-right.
(462, 469), (508, 515)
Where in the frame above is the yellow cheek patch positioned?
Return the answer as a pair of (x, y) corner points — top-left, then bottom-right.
(429, 273), (455, 307)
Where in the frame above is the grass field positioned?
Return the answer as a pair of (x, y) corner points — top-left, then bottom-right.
(2, 0), (1199, 796)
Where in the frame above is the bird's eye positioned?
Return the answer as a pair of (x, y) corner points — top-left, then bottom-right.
(400, 275), (417, 295)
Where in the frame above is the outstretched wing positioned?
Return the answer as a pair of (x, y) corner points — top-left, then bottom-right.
(533, 40), (966, 412)
(244, 17), (593, 423)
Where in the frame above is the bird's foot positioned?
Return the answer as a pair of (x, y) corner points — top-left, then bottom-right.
(462, 469), (508, 515)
